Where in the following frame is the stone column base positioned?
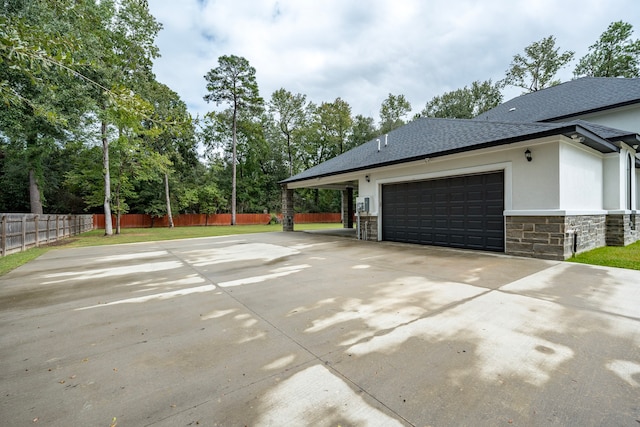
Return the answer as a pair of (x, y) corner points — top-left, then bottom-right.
(357, 215), (378, 241)
(282, 187), (294, 232)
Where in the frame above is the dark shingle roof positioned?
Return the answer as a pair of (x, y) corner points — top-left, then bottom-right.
(474, 77), (640, 123)
(282, 117), (622, 184)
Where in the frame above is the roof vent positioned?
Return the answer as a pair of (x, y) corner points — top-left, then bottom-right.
(509, 107), (516, 112)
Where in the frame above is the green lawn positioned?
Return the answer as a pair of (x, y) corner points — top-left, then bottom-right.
(568, 240), (640, 270)
(0, 223), (341, 276)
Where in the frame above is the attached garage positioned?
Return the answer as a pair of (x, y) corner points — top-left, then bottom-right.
(381, 171), (505, 252)
(283, 79), (640, 260)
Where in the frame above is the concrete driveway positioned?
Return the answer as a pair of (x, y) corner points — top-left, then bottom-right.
(1, 231), (639, 426)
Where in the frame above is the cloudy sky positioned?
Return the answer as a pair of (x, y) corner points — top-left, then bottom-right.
(148, 0), (640, 122)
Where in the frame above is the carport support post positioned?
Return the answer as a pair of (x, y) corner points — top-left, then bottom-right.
(282, 186), (294, 231)
(342, 187), (354, 228)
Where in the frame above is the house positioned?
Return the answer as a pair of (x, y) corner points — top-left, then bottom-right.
(281, 77), (640, 260)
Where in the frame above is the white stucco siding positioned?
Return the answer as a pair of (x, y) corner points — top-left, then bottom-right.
(558, 141), (604, 210)
(510, 142), (559, 210)
(357, 138), (562, 215)
(603, 153), (623, 210)
(568, 105), (640, 134)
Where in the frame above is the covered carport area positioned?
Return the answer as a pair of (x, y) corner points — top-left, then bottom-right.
(281, 177), (359, 233)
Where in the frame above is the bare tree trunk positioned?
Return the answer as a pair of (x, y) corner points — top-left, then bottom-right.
(115, 185), (121, 235)
(164, 172), (174, 228)
(28, 169), (43, 215)
(231, 107), (237, 226)
(102, 120), (113, 236)
(286, 133), (293, 177)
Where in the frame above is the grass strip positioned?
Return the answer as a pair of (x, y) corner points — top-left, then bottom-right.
(568, 240), (640, 270)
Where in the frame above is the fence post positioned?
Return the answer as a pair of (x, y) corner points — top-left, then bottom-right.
(21, 216), (27, 251)
(34, 215), (40, 247)
(1, 215), (6, 257)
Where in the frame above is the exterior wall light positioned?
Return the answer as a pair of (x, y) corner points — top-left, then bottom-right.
(365, 175), (370, 182)
(525, 149), (532, 162)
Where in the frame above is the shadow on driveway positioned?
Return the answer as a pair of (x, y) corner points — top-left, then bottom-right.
(1, 232), (638, 426)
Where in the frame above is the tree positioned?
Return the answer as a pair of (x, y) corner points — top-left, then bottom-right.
(421, 80), (502, 119)
(317, 98), (353, 156)
(0, 0), (82, 119)
(102, 1), (161, 235)
(574, 21), (640, 78)
(140, 81), (197, 228)
(0, 0), (95, 214)
(204, 55), (262, 225)
(501, 35), (574, 92)
(268, 88), (307, 176)
(379, 93), (411, 134)
(348, 114), (377, 149)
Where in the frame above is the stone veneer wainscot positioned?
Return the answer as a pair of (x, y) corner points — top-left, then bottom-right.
(505, 215), (607, 260)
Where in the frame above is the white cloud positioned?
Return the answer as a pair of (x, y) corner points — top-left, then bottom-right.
(149, 0), (640, 122)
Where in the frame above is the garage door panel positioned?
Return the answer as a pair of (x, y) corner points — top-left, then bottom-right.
(486, 206), (504, 216)
(486, 220), (505, 231)
(467, 206), (484, 216)
(467, 220), (483, 230)
(450, 206), (465, 216)
(382, 171), (504, 252)
(450, 191), (465, 202)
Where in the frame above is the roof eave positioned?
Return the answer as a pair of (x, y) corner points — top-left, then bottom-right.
(566, 125), (620, 153)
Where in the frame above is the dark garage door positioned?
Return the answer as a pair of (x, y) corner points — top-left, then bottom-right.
(382, 171), (504, 252)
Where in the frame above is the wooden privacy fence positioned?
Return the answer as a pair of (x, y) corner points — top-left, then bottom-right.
(1, 214), (94, 257)
(93, 213), (342, 229)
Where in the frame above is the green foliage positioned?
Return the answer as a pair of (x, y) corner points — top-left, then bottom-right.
(574, 21), (640, 78)
(203, 55), (263, 223)
(379, 93), (411, 134)
(268, 88), (308, 176)
(349, 114), (377, 149)
(295, 188), (341, 213)
(501, 35), (574, 92)
(179, 185), (226, 215)
(0, 0), (82, 122)
(0, 141), (30, 211)
(204, 55), (263, 112)
(200, 107), (285, 213)
(65, 143), (104, 210)
(421, 80), (502, 119)
(316, 98), (353, 157)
